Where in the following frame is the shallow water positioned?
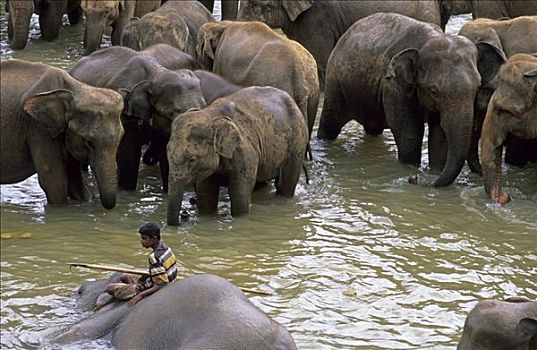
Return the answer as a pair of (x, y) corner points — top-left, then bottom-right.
(1, 7), (536, 350)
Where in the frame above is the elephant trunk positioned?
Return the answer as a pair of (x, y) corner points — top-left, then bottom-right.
(83, 17), (105, 55)
(480, 111), (505, 201)
(9, 4), (33, 50)
(167, 181), (185, 226)
(91, 148), (118, 209)
(433, 105), (473, 187)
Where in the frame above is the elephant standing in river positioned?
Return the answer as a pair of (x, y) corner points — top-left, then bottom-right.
(198, 0), (238, 20)
(457, 297), (537, 350)
(0, 60), (124, 209)
(167, 86), (308, 224)
(51, 274), (297, 349)
(480, 54), (537, 204)
(121, 0), (214, 56)
(317, 13), (505, 187)
(238, 0), (442, 88)
(196, 20), (319, 136)
(6, 0), (82, 50)
(69, 46), (206, 192)
(81, 0), (160, 55)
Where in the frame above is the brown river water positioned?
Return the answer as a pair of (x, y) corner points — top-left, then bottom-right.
(1, 6), (536, 350)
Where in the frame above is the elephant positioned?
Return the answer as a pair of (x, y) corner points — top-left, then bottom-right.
(196, 20), (319, 136)
(6, 0), (82, 50)
(317, 13), (505, 187)
(238, 0), (442, 88)
(457, 297), (537, 350)
(69, 46), (207, 192)
(198, 0), (238, 20)
(0, 59), (124, 209)
(166, 86), (308, 224)
(141, 43), (198, 71)
(50, 274), (297, 349)
(480, 53), (537, 204)
(81, 0), (160, 55)
(121, 0), (214, 56)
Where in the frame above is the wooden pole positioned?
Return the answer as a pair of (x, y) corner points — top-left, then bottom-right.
(68, 263), (273, 296)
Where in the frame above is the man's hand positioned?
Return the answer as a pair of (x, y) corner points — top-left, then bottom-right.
(128, 294), (143, 307)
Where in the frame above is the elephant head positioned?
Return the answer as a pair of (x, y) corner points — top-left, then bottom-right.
(167, 113), (240, 225)
(22, 86), (124, 209)
(387, 35), (485, 187)
(238, 0), (313, 28)
(121, 12), (190, 52)
(7, 0), (34, 50)
(81, 0), (127, 55)
(196, 21), (228, 71)
(480, 54), (537, 204)
(117, 69), (207, 191)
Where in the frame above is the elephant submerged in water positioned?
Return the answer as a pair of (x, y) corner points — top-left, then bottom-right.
(317, 13), (505, 187)
(480, 53), (537, 204)
(50, 274), (297, 349)
(0, 60), (124, 209)
(457, 297), (537, 350)
(166, 86), (308, 225)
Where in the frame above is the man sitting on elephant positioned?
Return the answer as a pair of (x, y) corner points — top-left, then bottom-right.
(97, 223), (178, 309)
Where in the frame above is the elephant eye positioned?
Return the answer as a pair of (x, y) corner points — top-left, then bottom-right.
(429, 87), (439, 96)
(188, 156), (196, 164)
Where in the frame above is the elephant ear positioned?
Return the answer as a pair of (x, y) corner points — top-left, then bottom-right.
(213, 116), (240, 159)
(196, 22), (225, 70)
(121, 17), (142, 50)
(385, 48), (419, 86)
(23, 89), (74, 138)
(476, 41), (507, 88)
(124, 81), (153, 121)
(517, 318), (537, 338)
(282, 0), (313, 21)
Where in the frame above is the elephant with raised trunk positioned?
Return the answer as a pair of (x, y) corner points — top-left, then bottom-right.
(457, 297), (537, 350)
(238, 0), (442, 88)
(317, 13), (505, 187)
(196, 20), (319, 136)
(167, 86), (308, 225)
(121, 0), (214, 55)
(69, 46), (206, 192)
(480, 53), (537, 204)
(81, 0), (160, 55)
(0, 60), (124, 209)
(6, 0), (82, 50)
(51, 274), (297, 349)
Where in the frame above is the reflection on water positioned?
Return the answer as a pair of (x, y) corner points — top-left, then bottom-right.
(1, 7), (536, 350)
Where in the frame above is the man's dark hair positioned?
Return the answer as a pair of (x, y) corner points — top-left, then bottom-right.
(139, 222), (160, 240)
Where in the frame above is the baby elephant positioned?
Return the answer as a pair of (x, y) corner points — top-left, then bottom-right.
(457, 298), (537, 350)
(167, 86), (308, 225)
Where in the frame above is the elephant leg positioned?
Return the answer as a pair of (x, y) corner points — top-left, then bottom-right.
(467, 125), (482, 174)
(428, 120), (448, 172)
(228, 171), (255, 216)
(383, 89), (423, 166)
(275, 155), (302, 197)
(196, 175), (219, 215)
(30, 143), (69, 205)
(159, 152), (169, 193)
(66, 153), (90, 201)
(67, 6), (83, 25)
(221, 0), (238, 20)
(317, 83), (349, 140)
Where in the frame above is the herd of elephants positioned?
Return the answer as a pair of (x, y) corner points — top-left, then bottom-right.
(0, 0), (536, 349)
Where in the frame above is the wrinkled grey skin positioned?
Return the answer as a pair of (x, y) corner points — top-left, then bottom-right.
(81, 0), (160, 55)
(0, 60), (124, 209)
(141, 43), (198, 70)
(6, 0), (82, 50)
(69, 46), (206, 192)
(457, 298), (537, 350)
(317, 13), (505, 187)
(51, 274), (297, 350)
(121, 0), (214, 56)
(196, 20), (319, 136)
(167, 86), (308, 224)
(142, 70), (241, 167)
(480, 54), (537, 204)
(238, 0), (442, 88)
(459, 16), (537, 169)
(199, 0), (238, 20)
